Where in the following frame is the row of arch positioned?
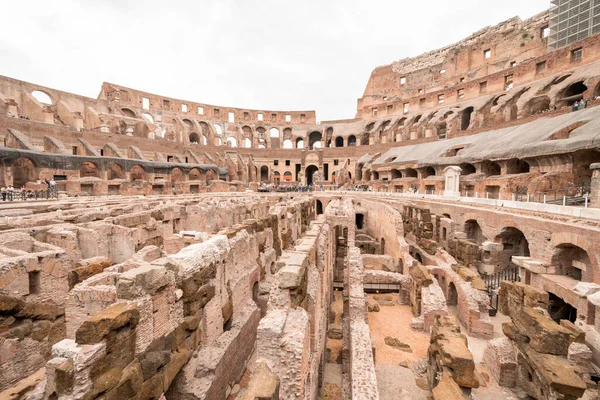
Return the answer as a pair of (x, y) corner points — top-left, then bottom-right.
(365, 158), (532, 182)
(462, 219), (592, 282)
(7, 157), (218, 188)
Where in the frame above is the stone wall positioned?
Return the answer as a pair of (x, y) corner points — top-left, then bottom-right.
(428, 315), (479, 397)
(495, 281), (591, 399)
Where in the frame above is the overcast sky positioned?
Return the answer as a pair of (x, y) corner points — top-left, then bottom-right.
(1, 0), (550, 122)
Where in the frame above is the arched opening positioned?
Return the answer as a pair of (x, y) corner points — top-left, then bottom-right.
(189, 168), (202, 181)
(460, 107), (474, 131)
(227, 137), (237, 147)
(171, 167), (184, 182)
(12, 157), (36, 188)
(460, 163), (476, 175)
(404, 168), (418, 178)
(273, 171), (281, 184)
(142, 113), (154, 123)
(80, 162), (100, 178)
(199, 121), (210, 136)
(108, 164), (124, 180)
(356, 213), (364, 229)
(260, 166), (269, 182)
(270, 128), (280, 138)
(373, 171), (380, 180)
(438, 122), (447, 139)
(413, 115), (422, 124)
(447, 282), (458, 306)
(305, 165), (319, 186)
(189, 132), (200, 144)
(348, 135), (357, 147)
(245, 138), (252, 148)
(494, 228), (530, 270)
(335, 137), (344, 147)
(524, 96), (551, 115)
(552, 244), (592, 282)
(31, 90), (52, 105)
(481, 160), (501, 177)
(316, 200), (323, 215)
(415, 252), (423, 264)
(361, 133), (370, 146)
(283, 171), (293, 182)
(205, 170), (217, 182)
(121, 108), (136, 118)
(283, 139), (293, 149)
(308, 131), (322, 150)
(506, 159), (531, 174)
(182, 119), (193, 129)
(214, 124), (223, 135)
(258, 138), (266, 149)
(423, 167), (436, 178)
(129, 165), (146, 181)
(391, 169), (402, 179)
(558, 81), (588, 107)
(464, 219), (485, 245)
(296, 138), (305, 149)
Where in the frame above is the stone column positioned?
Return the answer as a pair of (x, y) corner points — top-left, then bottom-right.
(591, 163), (600, 208)
(443, 166), (462, 197)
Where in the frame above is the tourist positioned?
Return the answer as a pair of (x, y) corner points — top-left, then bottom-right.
(1, 187), (6, 201)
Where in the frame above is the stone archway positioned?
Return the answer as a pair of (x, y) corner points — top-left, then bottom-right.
(12, 157), (37, 188)
(129, 165), (146, 181)
(447, 282), (458, 306)
(306, 165), (319, 186)
(80, 162), (100, 178)
(260, 166), (269, 182)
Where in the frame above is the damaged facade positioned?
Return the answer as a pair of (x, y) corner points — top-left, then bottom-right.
(2, 3), (600, 400)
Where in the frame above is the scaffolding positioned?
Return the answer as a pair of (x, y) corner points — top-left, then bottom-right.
(548, 0), (600, 50)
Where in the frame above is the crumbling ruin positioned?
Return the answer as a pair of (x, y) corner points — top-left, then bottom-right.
(2, 2), (600, 400)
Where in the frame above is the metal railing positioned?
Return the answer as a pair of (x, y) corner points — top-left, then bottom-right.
(481, 266), (520, 315)
(1, 190), (58, 202)
(533, 184), (591, 207)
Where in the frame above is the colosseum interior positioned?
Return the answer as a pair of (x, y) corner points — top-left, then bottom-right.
(2, 2), (600, 400)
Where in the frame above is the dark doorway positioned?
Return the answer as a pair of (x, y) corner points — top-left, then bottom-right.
(356, 213), (364, 229)
(260, 166), (269, 182)
(306, 165), (319, 185)
(548, 292), (577, 323)
(316, 200), (324, 215)
(447, 282), (458, 306)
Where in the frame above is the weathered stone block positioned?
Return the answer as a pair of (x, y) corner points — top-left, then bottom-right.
(75, 303), (139, 345)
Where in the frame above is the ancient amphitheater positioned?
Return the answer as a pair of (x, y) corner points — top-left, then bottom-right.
(2, 2), (600, 400)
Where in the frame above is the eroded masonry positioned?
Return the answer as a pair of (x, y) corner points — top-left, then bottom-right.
(2, 2), (600, 400)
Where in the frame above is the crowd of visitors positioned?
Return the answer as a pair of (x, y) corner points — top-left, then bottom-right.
(6, 111), (30, 119)
(258, 183), (331, 192)
(1, 178), (56, 201)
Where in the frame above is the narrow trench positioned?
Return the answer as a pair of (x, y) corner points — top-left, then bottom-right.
(320, 226), (348, 399)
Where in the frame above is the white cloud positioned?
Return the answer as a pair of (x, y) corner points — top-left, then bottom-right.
(0, 0), (550, 121)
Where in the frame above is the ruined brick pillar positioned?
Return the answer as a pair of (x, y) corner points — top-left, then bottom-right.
(591, 163), (600, 208)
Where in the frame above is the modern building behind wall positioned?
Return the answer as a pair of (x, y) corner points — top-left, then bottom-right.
(548, 0), (600, 50)
(2, 2), (600, 400)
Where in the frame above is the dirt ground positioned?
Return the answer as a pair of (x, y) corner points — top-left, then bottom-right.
(367, 293), (429, 365)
